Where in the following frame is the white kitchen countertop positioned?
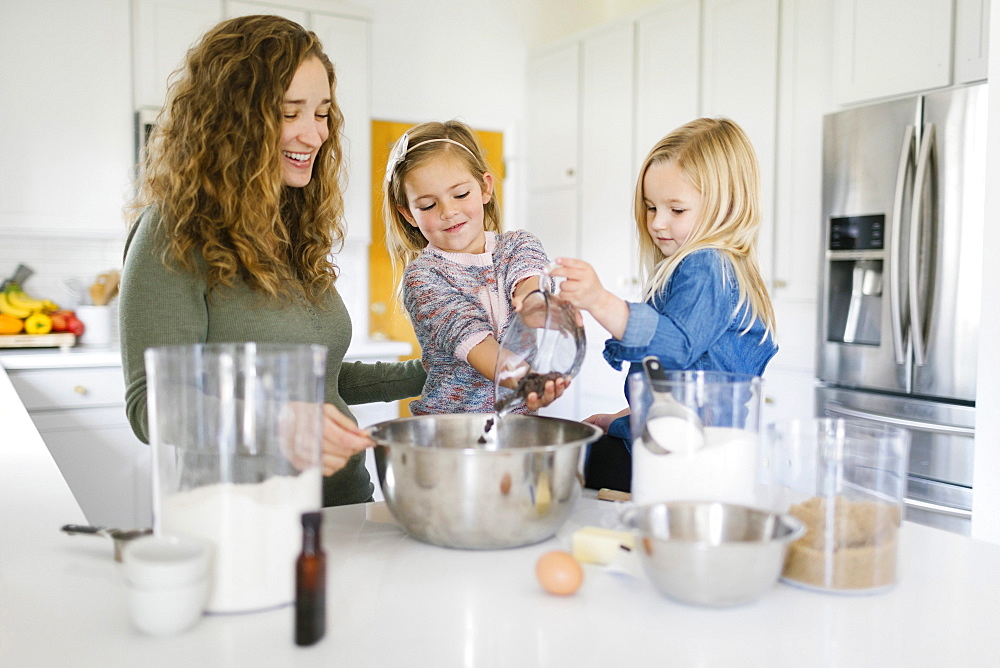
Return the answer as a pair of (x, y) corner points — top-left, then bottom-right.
(0, 338), (412, 370)
(3, 341), (997, 666)
(2, 375), (1000, 668)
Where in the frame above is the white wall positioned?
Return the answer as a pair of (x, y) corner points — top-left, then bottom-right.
(509, 0), (666, 48)
(972, 5), (1000, 544)
(350, 0), (528, 232)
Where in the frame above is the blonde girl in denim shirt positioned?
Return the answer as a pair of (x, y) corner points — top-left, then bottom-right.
(551, 117), (777, 490)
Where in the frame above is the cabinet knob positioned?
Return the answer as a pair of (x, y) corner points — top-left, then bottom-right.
(565, 167), (575, 178)
(774, 279), (788, 289)
(764, 395), (775, 405)
(74, 385), (88, 396)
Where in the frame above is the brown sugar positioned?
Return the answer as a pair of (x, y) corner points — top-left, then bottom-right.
(782, 495), (901, 591)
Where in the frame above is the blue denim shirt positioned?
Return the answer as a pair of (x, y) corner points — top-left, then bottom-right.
(603, 248), (777, 443)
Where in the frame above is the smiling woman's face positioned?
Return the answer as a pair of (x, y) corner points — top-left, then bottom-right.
(279, 57), (331, 188)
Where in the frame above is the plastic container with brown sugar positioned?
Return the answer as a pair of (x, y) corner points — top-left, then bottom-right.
(761, 418), (910, 594)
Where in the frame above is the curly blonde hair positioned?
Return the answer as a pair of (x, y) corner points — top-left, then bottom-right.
(635, 117), (776, 337)
(127, 14), (346, 303)
(382, 120), (501, 276)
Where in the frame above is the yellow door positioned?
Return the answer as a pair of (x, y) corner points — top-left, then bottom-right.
(369, 120), (504, 416)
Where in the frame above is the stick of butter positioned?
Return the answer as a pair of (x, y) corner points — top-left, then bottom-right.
(571, 526), (636, 565)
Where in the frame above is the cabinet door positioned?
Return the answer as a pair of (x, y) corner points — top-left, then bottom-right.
(761, 368), (817, 425)
(579, 22), (636, 299)
(577, 23), (638, 419)
(701, 0), (779, 286)
(226, 1), (308, 25)
(33, 409), (152, 529)
(634, 0), (701, 155)
(955, 0), (990, 84)
(133, 0), (223, 110)
(0, 0), (133, 237)
(526, 43), (580, 191)
(833, 0), (954, 104)
(311, 13), (372, 244)
(773, 0), (833, 302)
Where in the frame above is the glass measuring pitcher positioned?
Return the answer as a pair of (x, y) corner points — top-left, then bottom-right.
(628, 366), (763, 507)
(144, 342), (326, 613)
(494, 289), (585, 415)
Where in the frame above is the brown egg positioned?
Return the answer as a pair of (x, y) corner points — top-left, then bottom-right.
(535, 550), (583, 595)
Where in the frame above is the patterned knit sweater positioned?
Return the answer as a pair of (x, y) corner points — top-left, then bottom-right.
(403, 230), (549, 414)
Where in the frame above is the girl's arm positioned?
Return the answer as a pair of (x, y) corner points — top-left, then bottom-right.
(548, 257), (630, 339)
(466, 334), (501, 382)
(511, 274), (542, 311)
(583, 407), (630, 433)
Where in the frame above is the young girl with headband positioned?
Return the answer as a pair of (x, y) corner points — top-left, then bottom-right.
(551, 117), (778, 490)
(383, 120), (566, 414)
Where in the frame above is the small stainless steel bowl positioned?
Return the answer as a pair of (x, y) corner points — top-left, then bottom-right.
(623, 500), (804, 607)
(370, 413), (602, 549)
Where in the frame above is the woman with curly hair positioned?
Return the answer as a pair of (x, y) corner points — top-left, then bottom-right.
(120, 14), (425, 506)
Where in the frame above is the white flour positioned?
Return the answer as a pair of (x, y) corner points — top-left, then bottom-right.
(160, 467), (321, 613)
(644, 416), (705, 454)
(632, 427), (759, 507)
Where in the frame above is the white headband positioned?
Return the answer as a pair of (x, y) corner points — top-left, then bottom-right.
(384, 132), (477, 183)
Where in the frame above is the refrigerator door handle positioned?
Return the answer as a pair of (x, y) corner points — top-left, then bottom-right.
(909, 122), (936, 367)
(824, 402), (975, 437)
(889, 124), (916, 365)
(904, 497), (973, 519)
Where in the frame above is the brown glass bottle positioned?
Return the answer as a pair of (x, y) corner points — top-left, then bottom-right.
(295, 511), (326, 646)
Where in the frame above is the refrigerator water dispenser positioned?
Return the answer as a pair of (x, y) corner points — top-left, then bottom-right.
(825, 215), (884, 346)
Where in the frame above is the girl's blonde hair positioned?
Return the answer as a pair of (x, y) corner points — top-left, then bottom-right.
(383, 120), (501, 275)
(634, 117), (775, 337)
(126, 14), (346, 303)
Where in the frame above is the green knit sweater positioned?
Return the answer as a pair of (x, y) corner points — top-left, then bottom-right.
(119, 208), (426, 506)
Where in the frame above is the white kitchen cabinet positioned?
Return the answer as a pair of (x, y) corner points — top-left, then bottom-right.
(310, 13), (372, 244)
(525, 42), (584, 417)
(132, 0), (223, 110)
(701, 0), (779, 286)
(955, 0), (991, 84)
(761, 367), (817, 425)
(0, 0), (133, 238)
(524, 42), (580, 260)
(8, 366), (152, 529)
(579, 22), (637, 297)
(634, 1), (701, 155)
(525, 43), (580, 192)
(577, 22), (640, 417)
(226, 0), (307, 24)
(833, 0), (954, 104)
(772, 0), (834, 303)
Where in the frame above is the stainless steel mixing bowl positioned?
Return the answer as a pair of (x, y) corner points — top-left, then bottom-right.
(370, 413), (602, 549)
(622, 500), (804, 607)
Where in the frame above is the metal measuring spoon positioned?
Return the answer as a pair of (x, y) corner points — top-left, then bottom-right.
(640, 357), (705, 455)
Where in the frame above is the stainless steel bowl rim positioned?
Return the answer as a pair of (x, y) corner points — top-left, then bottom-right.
(621, 500), (806, 545)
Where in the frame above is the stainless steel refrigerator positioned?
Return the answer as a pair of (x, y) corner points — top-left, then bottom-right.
(816, 83), (986, 536)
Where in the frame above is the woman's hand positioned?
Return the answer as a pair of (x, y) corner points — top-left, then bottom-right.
(320, 403), (375, 476)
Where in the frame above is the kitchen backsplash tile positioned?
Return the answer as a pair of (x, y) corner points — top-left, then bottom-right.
(0, 236), (125, 308)
(0, 235), (370, 334)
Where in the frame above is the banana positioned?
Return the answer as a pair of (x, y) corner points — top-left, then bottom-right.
(0, 291), (31, 318)
(5, 283), (57, 313)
